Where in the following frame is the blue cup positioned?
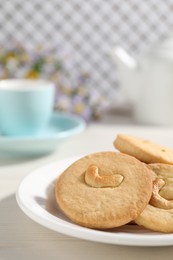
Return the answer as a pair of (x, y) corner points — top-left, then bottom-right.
(0, 79), (55, 136)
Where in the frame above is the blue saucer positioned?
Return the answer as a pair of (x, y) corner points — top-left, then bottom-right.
(0, 112), (86, 156)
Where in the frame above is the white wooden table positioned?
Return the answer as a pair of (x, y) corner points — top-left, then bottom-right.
(1, 118), (173, 260)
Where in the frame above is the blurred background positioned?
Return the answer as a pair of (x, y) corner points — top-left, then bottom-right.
(0, 0), (173, 121)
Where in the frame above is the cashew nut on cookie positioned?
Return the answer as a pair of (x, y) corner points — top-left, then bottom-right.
(150, 178), (173, 210)
(85, 165), (124, 188)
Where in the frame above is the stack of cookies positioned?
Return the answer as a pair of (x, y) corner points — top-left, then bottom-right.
(55, 134), (173, 233)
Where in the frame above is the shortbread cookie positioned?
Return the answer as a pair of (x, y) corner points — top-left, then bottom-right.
(148, 163), (173, 200)
(55, 152), (153, 229)
(114, 134), (173, 164)
(135, 205), (173, 233)
(135, 163), (173, 232)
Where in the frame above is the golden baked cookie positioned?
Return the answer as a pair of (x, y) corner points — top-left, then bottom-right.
(55, 152), (153, 229)
(114, 134), (173, 164)
(135, 204), (173, 233)
(135, 163), (173, 232)
(148, 163), (173, 200)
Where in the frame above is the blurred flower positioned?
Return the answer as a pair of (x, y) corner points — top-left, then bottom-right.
(0, 41), (108, 121)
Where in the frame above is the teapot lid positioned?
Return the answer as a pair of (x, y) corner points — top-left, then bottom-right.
(150, 33), (173, 58)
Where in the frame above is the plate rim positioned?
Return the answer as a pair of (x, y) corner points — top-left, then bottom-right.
(16, 157), (173, 247)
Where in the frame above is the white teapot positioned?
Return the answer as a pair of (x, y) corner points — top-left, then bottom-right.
(111, 35), (173, 125)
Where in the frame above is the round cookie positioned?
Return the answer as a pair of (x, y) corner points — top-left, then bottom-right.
(135, 205), (173, 233)
(135, 163), (173, 233)
(114, 134), (173, 164)
(55, 152), (153, 229)
(148, 163), (173, 200)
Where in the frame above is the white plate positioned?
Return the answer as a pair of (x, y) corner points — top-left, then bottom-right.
(0, 112), (86, 156)
(16, 157), (173, 247)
